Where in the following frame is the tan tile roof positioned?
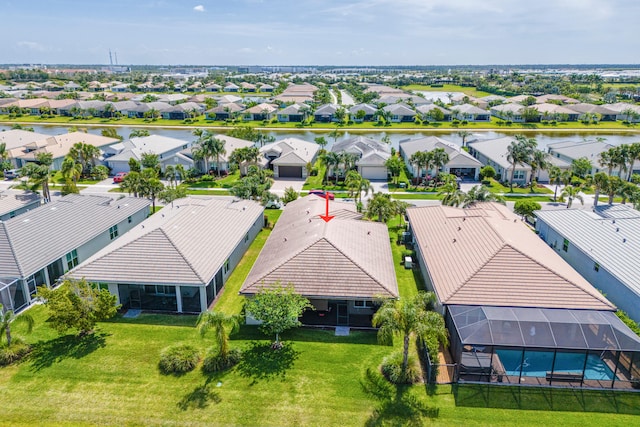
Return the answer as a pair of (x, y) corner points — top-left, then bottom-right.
(241, 196), (398, 299)
(407, 203), (615, 311)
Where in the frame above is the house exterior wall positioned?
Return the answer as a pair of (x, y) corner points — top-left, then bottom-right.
(535, 220), (639, 322)
(470, 150), (529, 183)
(0, 200), (41, 221)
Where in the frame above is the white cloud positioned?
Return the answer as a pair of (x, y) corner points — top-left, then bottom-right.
(17, 41), (44, 51)
(193, 5), (205, 12)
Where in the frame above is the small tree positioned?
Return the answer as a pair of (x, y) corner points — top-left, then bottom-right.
(245, 283), (313, 349)
(513, 200), (542, 219)
(197, 310), (241, 371)
(37, 279), (120, 336)
(479, 165), (496, 181)
(0, 304), (35, 347)
(282, 186), (299, 204)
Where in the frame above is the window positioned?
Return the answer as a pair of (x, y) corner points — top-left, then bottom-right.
(224, 259), (230, 274)
(244, 233), (249, 243)
(513, 170), (525, 180)
(594, 262), (600, 272)
(109, 225), (119, 240)
(128, 216), (132, 224)
(562, 238), (569, 252)
(9, 211), (16, 218)
(354, 300), (375, 309)
(66, 250), (78, 270)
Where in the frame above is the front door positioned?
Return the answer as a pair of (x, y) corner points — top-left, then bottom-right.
(129, 288), (141, 309)
(337, 303), (349, 326)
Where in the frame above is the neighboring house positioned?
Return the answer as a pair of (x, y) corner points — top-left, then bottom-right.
(603, 103), (640, 123)
(349, 103), (377, 122)
(105, 135), (192, 174)
(68, 197), (263, 314)
(240, 82), (257, 92)
(382, 103), (416, 122)
(535, 103), (580, 121)
(224, 82), (240, 92)
(314, 104), (339, 122)
(490, 103), (526, 122)
(59, 100), (108, 117)
(205, 83), (222, 92)
(244, 103), (278, 121)
(450, 104), (491, 122)
(0, 190), (41, 221)
(0, 194), (150, 313)
(217, 95), (243, 104)
(260, 138), (319, 178)
(259, 84), (274, 93)
(468, 137), (531, 184)
(399, 136), (483, 181)
(14, 132), (119, 170)
(415, 104), (452, 121)
(185, 134), (255, 174)
(536, 205), (640, 323)
(378, 95), (430, 106)
(407, 203), (640, 390)
(159, 102), (204, 120)
(566, 103), (618, 121)
(205, 103), (245, 120)
(536, 94), (580, 104)
(332, 136), (391, 180)
(0, 130), (50, 168)
(240, 195), (398, 327)
(277, 103), (308, 122)
(546, 140), (618, 176)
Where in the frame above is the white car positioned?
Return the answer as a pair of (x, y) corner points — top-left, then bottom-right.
(264, 199), (282, 209)
(3, 169), (20, 179)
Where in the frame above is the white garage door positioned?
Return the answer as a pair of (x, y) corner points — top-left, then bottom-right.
(360, 166), (388, 181)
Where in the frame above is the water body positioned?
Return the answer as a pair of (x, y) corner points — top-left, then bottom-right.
(2, 123), (639, 151)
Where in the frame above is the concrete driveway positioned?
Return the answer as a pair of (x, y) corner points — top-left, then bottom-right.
(270, 178), (306, 196)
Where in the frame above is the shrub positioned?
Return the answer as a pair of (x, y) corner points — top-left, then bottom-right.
(481, 179), (492, 186)
(0, 338), (31, 366)
(380, 351), (421, 384)
(158, 344), (200, 374)
(199, 174), (215, 182)
(202, 348), (242, 373)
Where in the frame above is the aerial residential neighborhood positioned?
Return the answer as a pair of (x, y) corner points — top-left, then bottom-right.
(1, 1), (640, 426)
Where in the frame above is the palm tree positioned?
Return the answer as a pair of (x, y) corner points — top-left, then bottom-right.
(129, 129), (150, 138)
(192, 130), (219, 175)
(462, 185), (505, 207)
(548, 166), (563, 202)
(439, 181), (466, 207)
(409, 151), (423, 186)
(60, 155), (82, 194)
(345, 170), (363, 199)
(593, 172), (609, 208)
(529, 150), (550, 191)
(366, 192), (394, 222)
(196, 310), (240, 359)
(372, 292), (447, 381)
(430, 148), (449, 186)
(626, 143), (640, 181)
(599, 148), (617, 176)
(0, 303), (35, 347)
(507, 136), (535, 191)
(561, 185), (584, 208)
(457, 130), (472, 148)
(321, 151), (341, 184)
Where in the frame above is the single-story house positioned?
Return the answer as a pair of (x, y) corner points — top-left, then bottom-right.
(331, 136), (391, 180)
(415, 104), (452, 121)
(0, 190), (41, 221)
(260, 138), (319, 178)
(68, 198), (263, 314)
(314, 104), (340, 123)
(536, 204), (640, 323)
(566, 103), (618, 121)
(399, 136), (483, 181)
(407, 203), (640, 390)
(14, 132), (119, 170)
(0, 194), (150, 314)
(205, 103), (245, 121)
(535, 103), (580, 121)
(0, 130), (50, 168)
(607, 103), (640, 123)
(243, 103), (278, 121)
(490, 103), (526, 122)
(259, 84), (274, 93)
(240, 195), (398, 327)
(383, 103), (416, 122)
(349, 103), (377, 122)
(159, 102), (204, 120)
(450, 104), (491, 122)
(546, 140), (618, 176)
(205, 83), (222, 92)
(240, 82), (256, 92)
(277, 104), (308, 122)
(468, 137), (531, 184)
(105, 135), (192, 174)
(224, 83), (240, 92)
(185, 134), (255, 174)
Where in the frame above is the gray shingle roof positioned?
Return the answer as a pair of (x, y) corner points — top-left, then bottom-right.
(536, 206), (640, 297)
(68, 198), (263, 286)
(468, 137), (531, 170)
(0, 190), (41, 217)
(241, 196), (398, 299)
(0, 195), (150, 278)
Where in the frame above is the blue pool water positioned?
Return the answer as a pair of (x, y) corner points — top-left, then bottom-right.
(495, 349), (614, 380)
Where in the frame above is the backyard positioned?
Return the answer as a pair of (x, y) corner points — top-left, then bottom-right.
(1, 204), (639, 425)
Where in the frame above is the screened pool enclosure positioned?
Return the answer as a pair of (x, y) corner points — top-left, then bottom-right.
(447, 305), (640, 389)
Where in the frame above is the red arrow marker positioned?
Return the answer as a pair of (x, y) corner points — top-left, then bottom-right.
(319, 194), (334, 222)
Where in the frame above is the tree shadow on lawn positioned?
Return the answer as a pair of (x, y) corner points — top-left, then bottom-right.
(361, 368), (439, 426)
(236, 341), (299, 385)
(177, 375), (223, 411)
(29, 332), (109, 372)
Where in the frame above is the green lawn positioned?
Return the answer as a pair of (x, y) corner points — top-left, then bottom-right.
(387, 216), (424, 299)
(402, 84), (491, 98)
(485, 179), (553, 195)
(213, 209), (281, 315)
(188, 171), (241, 189)
(391, 193), (442, 200)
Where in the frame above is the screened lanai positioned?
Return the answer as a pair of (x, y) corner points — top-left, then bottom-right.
(448, 305), (640, 389)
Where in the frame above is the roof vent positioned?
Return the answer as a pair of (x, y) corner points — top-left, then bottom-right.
(453, 238), (456, 243)
(616, 227), (619, 232)
(458, 226), (461, 231)
(623, 238), (627, 243)
(283, 237), (287, 242)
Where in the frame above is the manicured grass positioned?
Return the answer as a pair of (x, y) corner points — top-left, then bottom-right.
(402, 84), (491, 98)
(187, 171), (241, 188)
(503, 195), (553, 202)
(391, 193), (442, 200)
(485, 178), (553, 194)
(213, 210), (281, 315)
(387, 216), (424, 299)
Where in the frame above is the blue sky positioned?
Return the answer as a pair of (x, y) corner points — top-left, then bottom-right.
(2, 0), (639, 65)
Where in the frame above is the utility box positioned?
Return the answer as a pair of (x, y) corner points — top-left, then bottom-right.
(404, 256), (412, 269)
(402, 231), (411, 244)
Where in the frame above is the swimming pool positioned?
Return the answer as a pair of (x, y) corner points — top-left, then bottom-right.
(495, 349), (615, 380)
